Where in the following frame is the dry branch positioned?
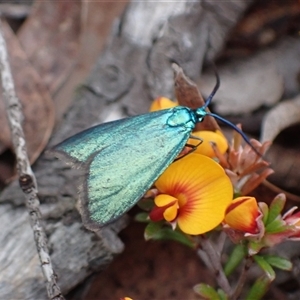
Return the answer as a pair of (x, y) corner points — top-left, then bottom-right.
(0, 21), (64, 299)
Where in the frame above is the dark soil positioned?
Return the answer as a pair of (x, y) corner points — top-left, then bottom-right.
(69, 220), (213, 300)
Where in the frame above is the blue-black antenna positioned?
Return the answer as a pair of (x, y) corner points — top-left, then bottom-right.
(203, 71), (220, 109)
(203, 70), (261, 157)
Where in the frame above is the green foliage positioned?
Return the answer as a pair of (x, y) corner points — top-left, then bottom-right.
(144, 222), (195, 248)
(193, 283), (221, 300)
(253, 255), (275, 281)
(134, 212), (150, 223)
(265, 219), (286, 233)
(262, 255), (292, 271)
(224, 244), (247, 276)
(217, 289), (228, 300)
(137, 198), (155, 211)
(245, 276), (270, 300)
(266, 194), (285, 225)
(248, 240), (263, 255)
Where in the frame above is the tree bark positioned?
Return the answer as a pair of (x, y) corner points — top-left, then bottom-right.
(0, 1), (254, 298)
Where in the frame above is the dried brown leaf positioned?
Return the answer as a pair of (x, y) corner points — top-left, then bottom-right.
(0, 21), (54, 178)
(17, 0), (81, 94)
(172, 64), (220, 132)
(45, 0), (128, 123)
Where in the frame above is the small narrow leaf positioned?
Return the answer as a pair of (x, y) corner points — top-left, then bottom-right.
(266, 194), (286, 225)
(144, 221), (164, 240)
(224, 244), (247, 276)
(194, 283), (221, 300)
(217, 289), (228, 300)
(254, 255), (275, 281)
(154, 227), (194, 248)
(134, 212), (150, 223)
(245, 276), (270, 300)
(263, 255), (293, 271)
(144, 222), (194, 248)
(265, 219), (286, 234)
(248, 241), (263, 256)
(137, 197), (155, 211)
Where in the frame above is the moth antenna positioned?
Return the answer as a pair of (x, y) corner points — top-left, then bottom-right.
(207, 112), (262, 157)
(203, 69), (220, 109)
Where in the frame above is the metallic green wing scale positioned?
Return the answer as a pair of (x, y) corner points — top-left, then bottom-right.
(52, 107), (196, 230)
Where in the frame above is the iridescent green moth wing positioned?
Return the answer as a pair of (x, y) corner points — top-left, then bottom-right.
(52, 107), (195, 230)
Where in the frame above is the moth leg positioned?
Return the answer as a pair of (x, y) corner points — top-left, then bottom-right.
(189, 134), (203, 147)
(175, 135), (203, 161)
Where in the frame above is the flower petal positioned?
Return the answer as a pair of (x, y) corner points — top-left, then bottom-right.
(188, 130), (228, 158)
(225, 196), (260, 234)
(241, 168), (274, 195)
(150, 194), (178, 222)
(149, 205), (165, 222)
(155, 153), (233, 235)
(164, 204), (178, 221)
(150, 97), (178, 112)
(154, 194), (178, 207)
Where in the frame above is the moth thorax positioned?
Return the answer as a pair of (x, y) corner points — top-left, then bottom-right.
(166, 106), (196, 130)
(195, 106), (207, 123)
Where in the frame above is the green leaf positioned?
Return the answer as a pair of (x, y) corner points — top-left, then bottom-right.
(144, 221), (164, 240)
(245, 276), (270, 300)
(248, 241), (263, 256)
(263, 255), (292, 271)
(265, 219), (286, 234)
(266, 194), (286, 225)
(233, 191), (242, 198)
(224, 244), (247, 276)
(156, 228), (195, 248)
(137, 197), (155, 211)
(253, 255), (275, 281)
(134, 212), (150, 223)
(217, 289), (228, 300)
(144, 222), (194, 248)
(194, 283), (221, 300)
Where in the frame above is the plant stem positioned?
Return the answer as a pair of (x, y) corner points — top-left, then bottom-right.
(231, 257), (252, 300)
(0, 21), (64, 300)
(198, 235), (232, 295)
